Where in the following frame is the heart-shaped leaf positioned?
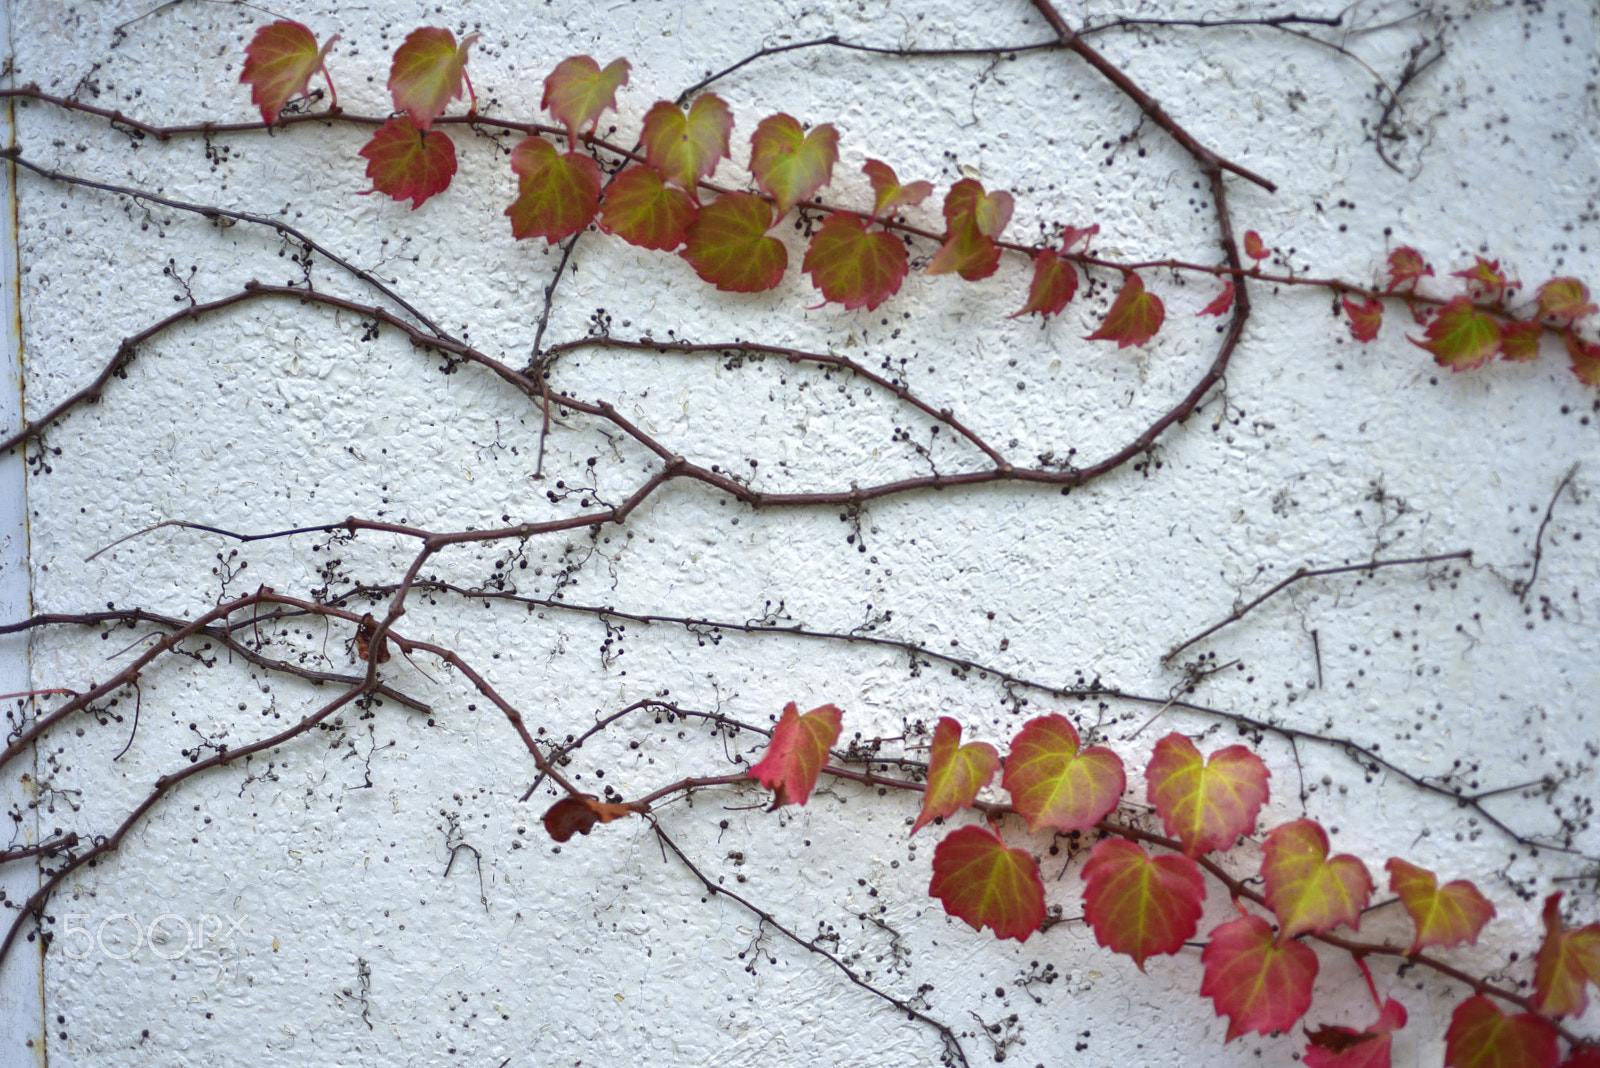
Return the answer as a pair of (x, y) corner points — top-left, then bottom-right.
(1010, 249), (1078, 319)
(802, 213), (909, 312)
(505, 137), (602, 244)
(1145, 732), (1269, 858)
(1444, 996), (1559, 1068)
(1409, 296), (1504, 371)
(748, 702), (841, 808)
(1085, 272), (1165, 348)
(1385, 857), (1496, 955)
(240, 21), (338, 125)
(1533, 892), (1600, 1017)
(910, 717), (999, 835)
(1081, 838), (1204, 969)
(928, 824), (1046, 942)
(641, 94), (734, 190)
(749, 114), (839, 217)
(682, 192), (787, 293)
(1261, 818), (1373, 941)
(1201, 913), (1318, 1042)
(599, 165), (698, 251)
(388, 27), (478, 132)
(542, 55), (630, 140)
(358, 116), (457, 209)
(1002, 714), (1124, 834)
(862, 159), (932, 221)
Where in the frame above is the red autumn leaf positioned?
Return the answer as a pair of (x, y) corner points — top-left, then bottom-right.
(1080, 838), (1205, 969)
(504, 137), (601, 244)
(1010, 249), (1079, 319)
(1243, 230), (1269, 261)
(542, 795), (635, 842)
(1445, 996), (1560, 1068)
(1002, 714), (1124, 834)
(1085, 272), (1165, 348)
(1199, 282), (1235, 317)
(388, 27), (478, 132)
(641, 94), (734, 190)
(1343, 294), (1384, 342)
(358, 116), (457, 209)
(682, 192), (787, 293)
(802, 213), (909, 312)
(1262, 819), (1374, 941)
(598, 164), (698, 251)
(911, 717), (1000, 835)
(1500, 319), (1544, 362)
(926, 179), (1013, 281)
(1386, 247), (1433, 293)
(928, 824), (1046, 942)
(862, 159), (932, 221)
(1452, 255), (1515, 299)
(748, 701), (842, 808)
(542, 55), (630, 141)
(1201, 913), (1318, 1041)
(1305, 997), (1408, 1068)
(1565, 330), (1600, 386)
(1145, 733), (1270, 858)
(1384, 857), (1496, 955)
(1533, 892), (1600, 1017)
(749, 114), (839, 218)
(1538, 278), (1598, 325)
(1410, 296), (1504, 371)
(1557, 1051), (1600, 1068)
(1059, 223), (1100, 253)
(240, 21), (338, 125)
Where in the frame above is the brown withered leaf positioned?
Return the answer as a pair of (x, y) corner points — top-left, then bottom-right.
(542, 795), (636, 842)
(355, 614), (391, 664)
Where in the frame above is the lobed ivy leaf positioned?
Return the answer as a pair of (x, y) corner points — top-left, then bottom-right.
(542, 55), (630, 141)
(1500, 319), (1544, 362)
(240, 21), (338, 125)
(862, 159), (932, 221)
(802, 213), (909, 312)
(1343, 294), (1384, 342)
(1409, 296), (1504, 371)
(682, 192), (787, 293)
(1080, 838), (1204, 970)
(505, 137), (602, 244)
(1385, 857), (1496, 955)
(1532, 892), (1600, 1017)
(1201, 913), (1318, 1041)
(1058, 223), (1099, 253)
(598, 164), (698, 251)
(926, 179), (1013, 281)
(749, 114), (839, 218)
(358, 116), (457, 209)
(910, 717), (999, 835)
(641, 94), (734, 191)
(1444, 996), (1560, 1068)
(1386, 247), (1432, 293)
(1564, 330), (1600, 386)
(1010, 249), (1078, 319)
(928, 824), (1046, 942)
(1085, 272), (1165, 348)
(1145, 732), (1269, 858)
(1198, 282), (1235, 318)
(1304, 997), (1408, 1068)
(1002, 713), (1124, 834)
(542, 795), (635, 842)
(1262, 819), (1373, 941)
(1538, 278), (1598, 325)
(389, 27), (478, 132)
(1451, 255), (1515, 300)
(1243, 230), (1269, 261)
(748, 701), (841, 808)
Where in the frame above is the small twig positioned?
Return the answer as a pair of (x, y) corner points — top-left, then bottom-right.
(1518, 463), (1579, 602)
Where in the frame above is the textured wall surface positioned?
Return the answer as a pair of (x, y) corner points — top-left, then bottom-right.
(2, 1), (1598, 1065)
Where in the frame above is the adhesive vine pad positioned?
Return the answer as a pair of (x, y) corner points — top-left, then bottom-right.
(1001, 713), (1124, 834)
(682, 193), (786, 293)
(927, 824), (1045, 942)
(1303, 997), (1407, 1068)
(505, 137), (602, 244)
(1384, 857), (1496, 955)
(1386, 247), (1432, 292)
(909, 717), (999, 835)
(1409, 296), (1505, 371)
(801, 213), (909, 312)
(748, 702), (841, 808)
(1084, 271), (1165, 348)
(861, 159), (931, 221)
(1261, 818), (1374, 941)
(1011, 249), (1078, 319)
(598, 165), (698, 251)
(1079, 838), (1204, 970)
(1144, 732), (1269, 858)
(1200, 913), (1318, 1041)
(749, 114), (839, 218)
(388, 27), (478, 132)
(542, 795), (635, 842)
(1537, 278), (1598, 325)
(240, 21), (337, 125)
(1443, 997), (1559, 1068)
(640, 94), (734, 190)
(1532, 892), (1600, 1017)
(357, 117), (457, 209)
(1343, 294), (1383, 342)
(926, 179), (1013, 281)
(542, 56), (630, 141)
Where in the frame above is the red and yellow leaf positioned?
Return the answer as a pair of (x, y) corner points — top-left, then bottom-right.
(1199, 282), (1235, 317)
(1244, 230), (1269, 261)
(1410, 295), (1504, 371)
(1343, 294), (1384, 342)
(505, 137), (602, 244)
(641, 94), (734, 190)
(1305, 997), (1408, 1068)
(1262, 819), (1373, 940)
(928, 824), (1046, 942)
(749, 114), (839, 217)
(1444, 996), (1560, 1068)
(598, 164), (698, 251)
(542, 55), (630, 140)
(1500, 319), (1544, 362)
(240, 21), (338, 125)
(802, 213), (909, 312)
(1533, 892), (1600, 1017)
(1084, 272), (1165, 348)
(1386, 247), (1432, 293)
(1565, 330), (1600, 386)
(748, 701), (841, 808)
(1452, 255), (1513, 299)
(1080, 838), (1204, 969)
(682, 192), (787, 293)
(1538, 278), (1598, 325)
(862, 159), (932, 221)
(1201, 913), (1318, 1041)
(542, 795), (635, 842)
(1001, 714), (1124, 834)
(1385, 857), (1496, 955)
(1010, 249), (1078, 319)
(927, 179), (1013, 281)
(388, 27), (478, 132)
(911, 717), (1000, 835)
(1059, 223), (1099, 252)
(357, 116), (457, 209)
(1145, 732), (1269, 858)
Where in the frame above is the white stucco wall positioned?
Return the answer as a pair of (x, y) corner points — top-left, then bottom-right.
(2, 0), (1598, 1065)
